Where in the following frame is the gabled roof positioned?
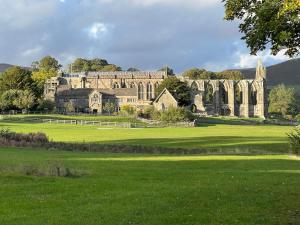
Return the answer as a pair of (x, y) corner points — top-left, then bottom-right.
(153, 88), (177, 103)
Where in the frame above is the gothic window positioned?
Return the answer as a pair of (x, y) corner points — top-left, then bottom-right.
(250, 85), (257, 105)
(138, 83), (144, 100)
(191, 82), (198, 95)
(129, 82), (135, 88)
(220, 83), (228, 104)
(113, 82), (120, 89)
(146, 83), (153, 100)
(204, 82), (214, 105)
(235, 84), (243, 105)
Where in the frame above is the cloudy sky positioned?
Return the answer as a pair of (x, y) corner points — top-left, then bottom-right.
(0, 0), (294, 72)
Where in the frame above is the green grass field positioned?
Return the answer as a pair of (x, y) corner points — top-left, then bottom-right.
(0, 117), (293, 153)
(0, 148), (299, 225)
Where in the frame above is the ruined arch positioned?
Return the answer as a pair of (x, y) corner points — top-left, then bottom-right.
(204, 82), (214, 105)
(219, 82), (228, 104)
(249, 82), (258, 105)
(234, 82), (243, 105)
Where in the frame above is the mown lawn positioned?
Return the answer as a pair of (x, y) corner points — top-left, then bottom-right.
(0, 118), (292, 153)
(0, 148), (299, 225)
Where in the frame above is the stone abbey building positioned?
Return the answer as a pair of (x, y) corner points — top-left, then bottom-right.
(44, 60), (268, 118)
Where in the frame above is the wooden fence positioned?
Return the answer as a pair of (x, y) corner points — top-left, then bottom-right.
(42, 119), (133, 128)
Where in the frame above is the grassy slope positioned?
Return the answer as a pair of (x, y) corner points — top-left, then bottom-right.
(0, 119), (292, 152)
(0, 148), (299, 225)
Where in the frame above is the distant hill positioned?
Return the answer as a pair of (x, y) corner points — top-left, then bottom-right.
(0, 63), (15, 73)
(238, 58), (300, 86)
(0, 63), (31, 73)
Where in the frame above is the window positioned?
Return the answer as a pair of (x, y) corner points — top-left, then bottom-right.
(146, 83), (153, 100)
(220, 83), (228, 104)
(250, 85), (257, 105)
(204, 83), (214, 105)
(138, 83), (144, 100)
(113, 82), (120, 89)
(235, 84), (243, 105)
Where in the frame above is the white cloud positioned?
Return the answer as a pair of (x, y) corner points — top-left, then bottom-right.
(234, 50), (291, 68)
(87, 23), (108, 40)
(21, 46), (43, 57)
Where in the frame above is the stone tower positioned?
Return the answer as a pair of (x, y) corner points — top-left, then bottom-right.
(255, 58), (266, 80)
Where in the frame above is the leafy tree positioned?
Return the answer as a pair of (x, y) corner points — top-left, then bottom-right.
(31, 56), (61, 97)
(217, 70), (245, 80)
(0, 90), (35, 111)
(200, 71), (218, 79)
(0, 67), (35, 95)
(156, 77), (191, 106)
(68, 58), (121, 72)
(0, 90), (19, 110)
(127, 68), (140, 72)
(269, 84), (298, 117)
(121, 105), (136, 116)
(32, 70), (57, 96)
(103, 102), (116, 115)
(38, 56), (61, 72)
(65, 101), (75, 113)
(102, 64), (122, 72)
(37, 99), (55, 112)
(160, 107), (194, 123)
(14, 90), (35, 111)
(223, 0), (300, 57)
(158, 67), (174, 75)
(182, 68), (206, 79)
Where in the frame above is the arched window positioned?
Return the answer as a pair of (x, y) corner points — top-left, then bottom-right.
(138, 83), (144, 100)
(129, 82), (135, 88)
(220, 83), (228, 104)
(204, 82), (214, 105)
(250, 85), (257, 105)
(113, 82), (120, 89)
(191, 82), (198, 94)
(146, 83), (153, 100)
(235, 84), (243, 105)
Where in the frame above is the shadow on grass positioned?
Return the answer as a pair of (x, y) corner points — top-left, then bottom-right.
(91, 136), (288, 153)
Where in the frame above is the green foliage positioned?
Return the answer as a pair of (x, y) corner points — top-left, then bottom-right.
(269, 84), (298, 117)
(36, 56), (61, 72)
(121, 105), (136, 116)
(158, 66), (174, 75)
(0, 90), (35, 111)
(182, 68), (206, 79)
(37, 99), (55, 112)
(69, 58), (121, 72)
(223, 0), (300, 57)
(217, 70), (245, 80)
(160, 107), (194, 123)
(183, 68), (245, 80)
(65, 102), (75, 113)
(287, 127), (300, 155)
(156, 77), (191, 106)
(103, 102), (116, 115)
(141, 106), (194, 123)
(295, 114), (300, 122)
(204, 83), (214, 105)
(0, 67), (35, 95)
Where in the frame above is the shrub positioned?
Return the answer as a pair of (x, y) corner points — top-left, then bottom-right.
(160, 107), (194, 123)
(0, 128), (48, 144)
(287, 128), (300, 155)
(295, 114), (300, 122)
(120, 105), (136, 116)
